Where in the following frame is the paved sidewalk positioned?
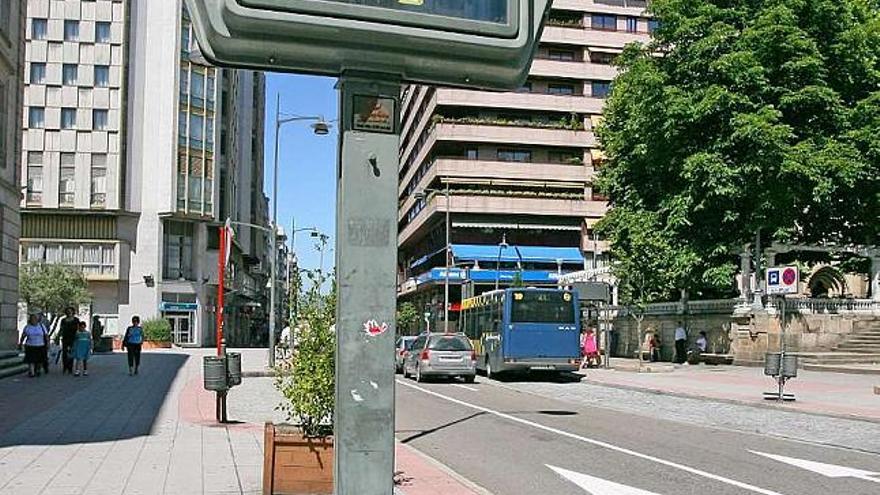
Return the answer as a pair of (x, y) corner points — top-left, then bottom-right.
(584, 360), (880, 422)
(0, 348), (482, 495)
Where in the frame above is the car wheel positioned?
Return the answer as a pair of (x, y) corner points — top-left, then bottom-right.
(416, 364), (425, 383)
(463, 375), (475, 384)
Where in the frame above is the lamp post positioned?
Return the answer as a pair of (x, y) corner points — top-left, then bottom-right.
(415, 183), (451, 332)
(269, 94), (330, 367)
(495, 233), (509, 291)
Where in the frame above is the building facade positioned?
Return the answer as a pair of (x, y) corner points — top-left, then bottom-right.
(0, 2), (25, 349)
(20, 0), (267, 346)
(397, 0), (652, 330)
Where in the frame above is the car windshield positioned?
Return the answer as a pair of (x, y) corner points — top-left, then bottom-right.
(428, 335), (472, 351)
(510, 291), (576, 324)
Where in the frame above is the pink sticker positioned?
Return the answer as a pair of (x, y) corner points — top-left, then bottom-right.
(363, 320), (388, 337)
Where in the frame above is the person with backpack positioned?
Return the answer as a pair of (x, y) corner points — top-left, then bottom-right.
(59, 307), (80, 375)
(19, 314), (49, 377)
(122, 316), (144, 376)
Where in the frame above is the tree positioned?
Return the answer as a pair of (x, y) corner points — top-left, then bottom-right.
(19, 263), (92, 331)
(596, 0), (880, 300)
(396, 301), (419, 335)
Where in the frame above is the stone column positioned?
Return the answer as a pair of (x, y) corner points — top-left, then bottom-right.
(739, 251), (751, 305)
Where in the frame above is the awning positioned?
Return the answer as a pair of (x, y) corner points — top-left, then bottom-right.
(452, 221), (581, 231)
(451, 244), (584, 264)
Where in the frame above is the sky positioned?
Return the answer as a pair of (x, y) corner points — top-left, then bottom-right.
(263, 73), (339, 275)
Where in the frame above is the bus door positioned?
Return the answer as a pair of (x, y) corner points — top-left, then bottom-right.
(503, 290), (580, 359)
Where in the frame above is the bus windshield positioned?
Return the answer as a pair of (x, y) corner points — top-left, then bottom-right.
(510, 291), (575, 324)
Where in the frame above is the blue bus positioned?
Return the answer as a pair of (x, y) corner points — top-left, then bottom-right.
(460, 288), (581, 378)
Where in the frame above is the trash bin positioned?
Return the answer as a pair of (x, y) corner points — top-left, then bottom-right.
(203, 356), (228, 391)
(781, 354), (798, 378)
(226, 352), (242, 387)
(764, 352), (781, 377)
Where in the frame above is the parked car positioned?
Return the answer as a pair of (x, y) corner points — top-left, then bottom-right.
(403, 333), (476, 383)
(395, 336), (418, 373)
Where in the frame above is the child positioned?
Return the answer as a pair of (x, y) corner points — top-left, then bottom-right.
(581, 328), (600, 369)
(72, 321), (92, 376)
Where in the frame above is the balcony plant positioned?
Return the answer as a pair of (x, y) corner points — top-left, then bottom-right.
(267, 269), (336, 495)
(141, 318), (172, 349)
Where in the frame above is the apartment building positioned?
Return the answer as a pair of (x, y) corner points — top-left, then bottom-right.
(0, 2), (25, 349)
(397, 0), (652, 327)
(20, 0), (267, 346)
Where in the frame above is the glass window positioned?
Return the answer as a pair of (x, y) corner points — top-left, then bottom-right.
(32, 19), (48, 40)
(548, 84), (575, 96)
(516, 81), (532, 93)
(163, 221), (194, 280)
(548, 49), (575, 61)
(27, 153), (43, 204)
(189, 113), (204, 144)
(191, 71), (205, 99)
(510, 291), (576, 324)
(549, 150), (580, 164)
(29, 107), (45, 128)
(91, 154), (107, 207)
(93, 109), (109, 130)
(206, 118), (214, 147)
(95, 22), (111, 43)
(207, 74), (215, 101)
(626, 17), (638, 33)
(64, 20), (80, 41)
(30, 63), (46, 84)
(62, 64), (78, 85)
(94, 65), (110, 87)
(428, 335), (472, 351)
(465, 147), (478, 160)
(59, 153), (75, 206)
(590, 52), (616, 65)
(648, 19), (661, 33)
(179, 67), (189, 95)
(591, 14), (617, 31)
(61, 108), (77, 129)
(497, 149), (532, 163)
(592, 81), (611, 98)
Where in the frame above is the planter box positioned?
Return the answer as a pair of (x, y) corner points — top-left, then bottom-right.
(263, 423), (333, 495)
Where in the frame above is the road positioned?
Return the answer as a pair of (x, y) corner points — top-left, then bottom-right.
(394, 374), (880, 495)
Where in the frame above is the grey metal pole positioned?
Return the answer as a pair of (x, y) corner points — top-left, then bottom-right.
(269, 93), (280, 368)
(444, 182), (450, 333)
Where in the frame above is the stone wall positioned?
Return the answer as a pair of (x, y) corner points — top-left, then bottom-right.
(610, 313), (733, 361)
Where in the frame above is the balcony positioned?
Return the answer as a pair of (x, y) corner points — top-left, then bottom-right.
(20, 240), (127, 281)
(541, 26), (651, 48)
(530, 58), (618, 81)
(436, 88), (605, 114)
(431, 120), (596, 148)
(551, 0), (648, 16)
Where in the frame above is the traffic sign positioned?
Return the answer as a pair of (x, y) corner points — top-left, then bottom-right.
(766, 266), (799, 295)
(183, 0), (550, 89)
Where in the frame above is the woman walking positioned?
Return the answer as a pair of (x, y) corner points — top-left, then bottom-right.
(19, 314), (49, 377)
(72, 321), (92, 376)
(59, 307), (80, 375)
(122, 316), (144, 376)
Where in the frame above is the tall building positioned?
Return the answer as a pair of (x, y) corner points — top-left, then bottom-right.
(397, 0), (652, 328)
(0, 2), (25, 349)
(20, 0), (267, 346)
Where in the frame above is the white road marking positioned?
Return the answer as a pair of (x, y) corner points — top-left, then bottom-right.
(397, 379), (787, 495)
(548, 465), (664, 495)
(750, 451), (880, 484)
(453, 384), (479, 391)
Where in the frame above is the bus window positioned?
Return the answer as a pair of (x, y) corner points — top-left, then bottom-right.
(510, 291), (576, 324)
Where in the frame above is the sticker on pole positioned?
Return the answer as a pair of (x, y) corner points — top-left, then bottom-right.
(363, 320), (389, 337)
(766, 266), (799, 295)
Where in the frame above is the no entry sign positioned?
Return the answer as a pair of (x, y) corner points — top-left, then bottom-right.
(766, 266), (800, 295)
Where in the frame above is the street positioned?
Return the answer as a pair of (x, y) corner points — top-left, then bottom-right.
(395, 374), (880, 495)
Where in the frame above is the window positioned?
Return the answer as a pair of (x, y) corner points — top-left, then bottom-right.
(590, 52), (616, 65)
(64, 20), (80, 41)
(59, 154), (75, 206)
(91, 154), (107, 207)
(548, 49), (576, 61)
(163, 221), (194, 280)
(30, 63), (46, 84)
(626, 17), (638, 33)
(62, 64), (78, 85)
(648, 19), (661, 33)
(188, 156), (204, 208)
(189, 113), (204, 144)
(31, 19), (47, 40)
(548, 83), (575, 96)
(549, 150), (581, 164)
(0, 2), (9, 38)
(516, 82), (532, 93)
(591, 14), (617, 31)
(592, 81), (612, 98)
(497, 149), (532, 163)
(465, 147), (479, 160)
(92, 109), (109, 130)
(95, 22), (111, 43)
(28, 107), (45, 128)
(61, 108), (77, 129)
(27, 153), (43, 204)
(510, 291), (576, 324)
(94, 65), (109, 87)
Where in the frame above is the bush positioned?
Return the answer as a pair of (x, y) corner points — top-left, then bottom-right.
(142, 318), (171, 342)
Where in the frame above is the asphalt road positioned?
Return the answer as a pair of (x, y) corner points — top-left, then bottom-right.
(394, 375), (880, 495)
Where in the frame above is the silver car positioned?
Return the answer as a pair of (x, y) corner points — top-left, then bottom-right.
(395, 336), (418, 373)
(403, 333), (476, 383)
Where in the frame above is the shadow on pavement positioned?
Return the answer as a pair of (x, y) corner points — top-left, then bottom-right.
(398, 411), (486, 444)
(0, 351), (188, 447)
(490, 371), (583, 384)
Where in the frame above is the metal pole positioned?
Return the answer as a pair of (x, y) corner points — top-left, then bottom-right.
(444, 182), (450, 333)
(494, 233), (505, 291)
(216, 222), (226, 356)
(269, 93), (280, 368)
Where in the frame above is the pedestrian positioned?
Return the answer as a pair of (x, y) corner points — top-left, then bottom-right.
(695, 331), (708, 353)
(580, 328), (600, 369)
(59, 307), (80, 375)
(72, 321), (92, 377)
(674, 321), (688, 364)
(19, 314), (49, 377)
(649, 332), (661, 362)
(122, 316), (144, 376)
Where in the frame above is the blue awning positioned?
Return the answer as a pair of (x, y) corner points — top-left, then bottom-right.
(450, 244), (584, 265)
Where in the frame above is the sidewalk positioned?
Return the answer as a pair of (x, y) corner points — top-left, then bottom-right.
(583, 359), (880, 422)
(0, 348), (482, 495)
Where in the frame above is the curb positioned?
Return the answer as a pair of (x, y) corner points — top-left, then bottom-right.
(397, 442), (493, 495)
(242, 369), (275, 378)
(803, 364), (880, 375)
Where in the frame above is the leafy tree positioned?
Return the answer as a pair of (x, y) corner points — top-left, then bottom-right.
(596, 0), (880, 300)
(19, 263), (92, 331)
(396, 301), (419, 335)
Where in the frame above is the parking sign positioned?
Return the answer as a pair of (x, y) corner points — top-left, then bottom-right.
(766, 266), (799, 295)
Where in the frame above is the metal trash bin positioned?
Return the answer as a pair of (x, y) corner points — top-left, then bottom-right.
(781, 354), (798, 378)
(203, 356), (229, 391)
(226, 352), (242, 387)
(764, 352), (781, 376)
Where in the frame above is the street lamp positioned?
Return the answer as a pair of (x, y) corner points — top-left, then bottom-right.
(269, 93), (330, 368)
(495, 233), (509, 291)
(414, 183), (451, 333)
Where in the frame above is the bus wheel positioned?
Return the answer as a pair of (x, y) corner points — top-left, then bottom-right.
(486, 358), (496, 380)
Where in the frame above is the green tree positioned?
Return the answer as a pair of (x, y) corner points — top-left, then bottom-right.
(396, 301), (419, 335)
(597, 0), (880, 300)
(19, 263), (92, 331)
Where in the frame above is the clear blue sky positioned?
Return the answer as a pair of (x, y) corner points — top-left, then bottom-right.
(263, 73), (339, 274)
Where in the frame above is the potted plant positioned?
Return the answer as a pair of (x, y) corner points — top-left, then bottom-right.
(266, 270), (336, 495)
(141, 318), (172, 349)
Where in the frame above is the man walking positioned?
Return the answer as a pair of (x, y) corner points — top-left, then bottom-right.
(674, 321), (688, 364)
(122, 316), (144, 376)
(59, 307), (80, 374)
